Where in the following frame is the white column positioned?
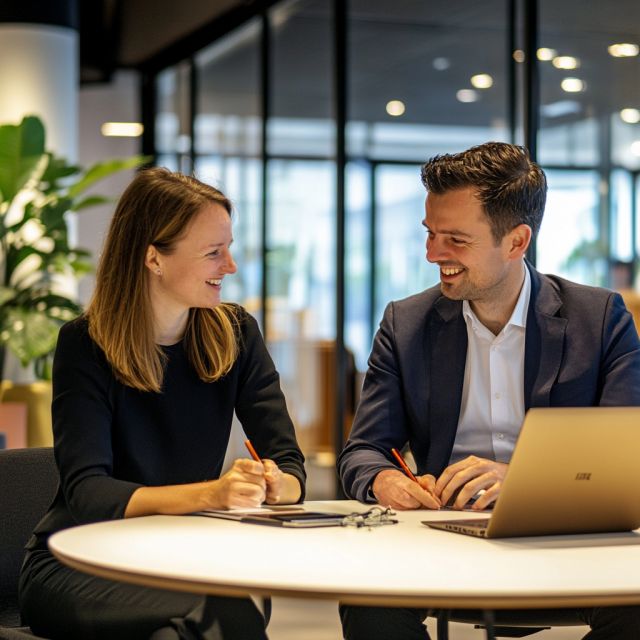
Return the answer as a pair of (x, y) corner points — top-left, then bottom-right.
(0, 23), (78, 161)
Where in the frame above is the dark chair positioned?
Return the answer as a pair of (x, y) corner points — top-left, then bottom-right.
(432, 607), (585, 639)
(0, 447), (58, 639)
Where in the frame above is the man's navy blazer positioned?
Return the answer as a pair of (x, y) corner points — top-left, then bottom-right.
(338, 265), (640, 503)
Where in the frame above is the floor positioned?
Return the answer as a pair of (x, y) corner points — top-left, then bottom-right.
(267, 456), (590, 640)
(267, 597), (589, 639)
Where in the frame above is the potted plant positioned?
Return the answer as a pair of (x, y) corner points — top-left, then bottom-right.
(0, 114), (144, 445)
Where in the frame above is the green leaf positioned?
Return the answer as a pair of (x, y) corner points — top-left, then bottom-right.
(0, 286), (16, 306)
(40, 153), (80, 191)
(2, 307), (61, 366)
(40, 197), (72, 231)
(67, 156), (147, 198)
(0, 116), (46, 202)
(71, 195), (111, 211)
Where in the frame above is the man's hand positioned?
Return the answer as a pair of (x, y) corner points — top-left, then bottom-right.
(372, 469), (441, 510)
(435, 456), (507, 510)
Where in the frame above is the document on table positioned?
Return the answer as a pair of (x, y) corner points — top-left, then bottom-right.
(193, 505), (306, 521)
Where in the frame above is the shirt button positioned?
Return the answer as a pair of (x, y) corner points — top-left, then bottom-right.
(494, 392), (501, 399)
(497, 433), (504, 439)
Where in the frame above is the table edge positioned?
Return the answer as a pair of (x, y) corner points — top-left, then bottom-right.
(51, 548), (640, 610)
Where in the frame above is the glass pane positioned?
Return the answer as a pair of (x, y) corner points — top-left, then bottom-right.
(536, 169), (606, 286)
(194, 19), (262, 312)
(155, 62), (191, 172)
(538, 0), (640, 291)
(269, 0), (334, 157)
(375, 164), (440, 326)
(610, 169), (633, 263)
(267, 0), (336, 470)
(348, 0), (510, 162)
(266, 159), (336, 460)
(346, 161), (372, 371)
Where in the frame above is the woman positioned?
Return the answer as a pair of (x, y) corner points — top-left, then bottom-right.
(19, 168), (306, 640)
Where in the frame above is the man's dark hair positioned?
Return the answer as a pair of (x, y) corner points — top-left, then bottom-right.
(420, 142), (547, 242)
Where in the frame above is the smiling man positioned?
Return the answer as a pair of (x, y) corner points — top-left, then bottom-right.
(337, 142), (640, 640)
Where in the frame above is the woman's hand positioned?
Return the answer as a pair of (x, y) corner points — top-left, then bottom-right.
(206, 459), (266, 510)
(261, 459), (302, 505)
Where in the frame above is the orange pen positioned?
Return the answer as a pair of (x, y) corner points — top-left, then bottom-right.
(390, 447), (419, 482)
(244, 439), (261, 462)
(391, 447), (440, 505)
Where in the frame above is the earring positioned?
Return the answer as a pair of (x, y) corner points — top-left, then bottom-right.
(156, 269), (162, 276)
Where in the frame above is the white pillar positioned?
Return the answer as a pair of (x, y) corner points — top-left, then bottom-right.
(0, 23), (78, 161)
(0, 20), (79, 384)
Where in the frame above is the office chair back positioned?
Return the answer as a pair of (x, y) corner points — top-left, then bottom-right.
(0, 448), (58, 629)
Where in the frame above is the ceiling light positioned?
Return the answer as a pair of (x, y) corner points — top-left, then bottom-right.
(561, 78), (585, 93)
(513, 50), (525, 63)
(537, 48), (557, 61)
(386, 100), (406, 117)
(631, 141), (640, 156)
(456, 89), (479, 103)
(101, 122), (144, 137)
(621, 108), (640, 124)
(608, 43), (639, 58)
(433, 57), (450, 71)
(553, 56), (580, 70)
(470, 74), (493, 89)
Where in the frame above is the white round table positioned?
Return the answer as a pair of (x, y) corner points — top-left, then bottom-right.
(48, 500), (640, 609)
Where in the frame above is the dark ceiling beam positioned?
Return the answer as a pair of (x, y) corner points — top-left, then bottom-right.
(135, 0), (282, 75)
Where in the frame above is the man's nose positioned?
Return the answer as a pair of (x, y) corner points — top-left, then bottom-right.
(426, 236), (446, 263)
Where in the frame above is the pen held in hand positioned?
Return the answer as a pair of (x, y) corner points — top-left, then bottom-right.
(390, 447), (440, 505)
(390, 447), (418, 482)
(244, 439), (261, 462)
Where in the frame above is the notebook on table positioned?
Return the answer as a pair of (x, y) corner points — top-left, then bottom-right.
(424, 407), (640, 538)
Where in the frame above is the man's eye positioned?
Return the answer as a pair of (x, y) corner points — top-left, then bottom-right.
(451, 238), (467, 246)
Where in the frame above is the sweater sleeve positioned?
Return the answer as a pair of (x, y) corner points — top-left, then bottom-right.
(52, 319), (142, 524)
(232, 310), (307, 501)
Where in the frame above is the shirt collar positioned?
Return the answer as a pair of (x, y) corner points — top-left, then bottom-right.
(462, 263), (531, 331)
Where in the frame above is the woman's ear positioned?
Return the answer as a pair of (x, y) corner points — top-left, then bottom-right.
(145, 245), (162, 275)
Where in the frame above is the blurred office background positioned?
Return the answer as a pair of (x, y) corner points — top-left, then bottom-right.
(2, 0), (640, 486)
(2, 2), (639, 637)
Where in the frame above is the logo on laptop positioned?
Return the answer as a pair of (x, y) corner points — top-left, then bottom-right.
(575, 472), (591, 480)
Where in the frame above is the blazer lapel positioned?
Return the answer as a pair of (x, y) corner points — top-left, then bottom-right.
(426, 296), (467, 476)
(525, 267), (567, 409)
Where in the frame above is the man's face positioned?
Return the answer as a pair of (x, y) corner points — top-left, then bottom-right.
(424, 186), (521, 304)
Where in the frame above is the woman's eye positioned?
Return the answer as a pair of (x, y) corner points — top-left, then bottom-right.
(207, 251), (220, 258)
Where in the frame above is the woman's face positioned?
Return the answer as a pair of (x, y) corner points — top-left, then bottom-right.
(148, 203), (237, 315)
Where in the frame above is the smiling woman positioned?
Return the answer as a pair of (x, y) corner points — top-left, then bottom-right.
(19, 168), (306, 640)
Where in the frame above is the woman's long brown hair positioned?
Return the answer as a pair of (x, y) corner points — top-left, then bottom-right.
(86, 167), (239, 392)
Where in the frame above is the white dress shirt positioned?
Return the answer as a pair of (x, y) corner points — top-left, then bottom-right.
(449, 266), (531, 465)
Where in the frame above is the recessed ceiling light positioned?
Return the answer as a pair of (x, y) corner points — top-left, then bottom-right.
(631, 141), (640, 156)
(433, 57), (450, 71)
(553, 56), (580, 70)
(101, 122), (144, 137)
(537, 48), (557, 61)
(470, 74), (493, 89)
(608, 43), (639, 58)
(513, 50), (525, 63)
(456, 89), (479, 103)
(561, 78), (585, 93)
(620, 108), (640, 124)
(386, 100), (406, 117)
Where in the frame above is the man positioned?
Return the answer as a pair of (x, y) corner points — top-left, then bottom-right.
(337, 142), (640, 639)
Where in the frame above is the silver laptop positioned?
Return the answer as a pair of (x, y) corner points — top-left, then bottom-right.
(425, 407), (640, 538)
